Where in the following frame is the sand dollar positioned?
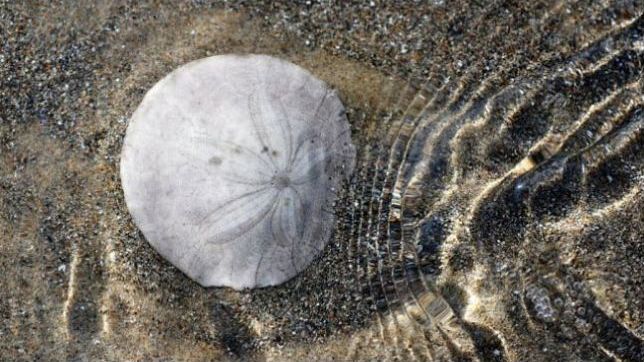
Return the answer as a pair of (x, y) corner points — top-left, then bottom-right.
(120, 54), (355, 289)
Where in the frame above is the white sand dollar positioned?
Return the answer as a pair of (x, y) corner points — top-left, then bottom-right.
(120, 54), (355, 289)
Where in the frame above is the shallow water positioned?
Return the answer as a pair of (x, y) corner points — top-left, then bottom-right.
(1, 1), (642, 361)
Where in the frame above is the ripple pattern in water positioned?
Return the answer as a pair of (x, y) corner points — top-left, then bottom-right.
(339, 14), (644, 362)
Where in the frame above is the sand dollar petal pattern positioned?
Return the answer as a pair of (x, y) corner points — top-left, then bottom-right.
(120, 54), (355, 289)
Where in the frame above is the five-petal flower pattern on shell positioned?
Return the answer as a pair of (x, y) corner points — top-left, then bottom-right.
(120, 54), (355, 289)
(184, 84), (353, 281)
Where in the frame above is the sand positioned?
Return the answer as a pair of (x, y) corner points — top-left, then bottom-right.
(1, 1), (642, 361)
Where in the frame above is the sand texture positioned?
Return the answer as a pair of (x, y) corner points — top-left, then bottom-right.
(1, 1), (643, 361)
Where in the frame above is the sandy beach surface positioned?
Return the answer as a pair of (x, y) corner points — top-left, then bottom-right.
(1, 1), (642, 361)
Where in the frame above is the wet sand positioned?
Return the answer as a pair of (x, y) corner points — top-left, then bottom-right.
(1, 1), (642, 361)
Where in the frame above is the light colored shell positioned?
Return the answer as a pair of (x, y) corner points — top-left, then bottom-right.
(120, 54), (355, 290)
